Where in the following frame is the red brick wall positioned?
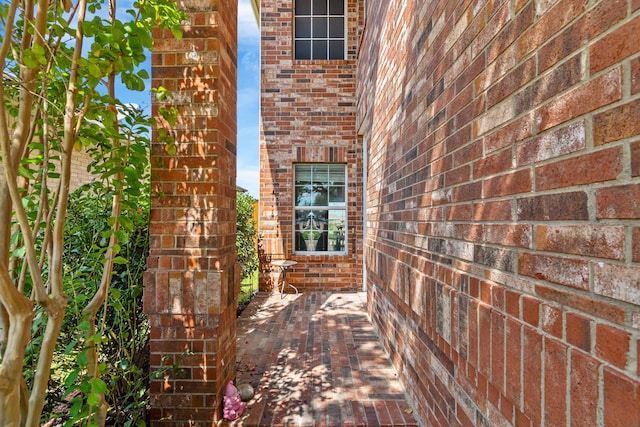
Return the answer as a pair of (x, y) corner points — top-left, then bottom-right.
(259, 0), (364, 291)
(146, 0), (239, 424)
(357, 1), (640, 425)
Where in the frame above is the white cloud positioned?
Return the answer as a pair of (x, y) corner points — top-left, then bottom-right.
(236, 159), (260, 198)
(238, 0), (260, 44)
(240, 50), (260, 74)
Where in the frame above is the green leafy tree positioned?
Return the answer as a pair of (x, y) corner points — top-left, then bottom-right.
(0, 0), (183, 425)
(236, 191), (258, 283)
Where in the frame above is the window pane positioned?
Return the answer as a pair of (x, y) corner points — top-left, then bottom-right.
(327, 210), (346, 251)
(294, 164), (346, 253)
(328, 40), (344, 60)
(329, 0), (344, 15)
(328, 186), (345, 205)
(295, 185), (313, 206)
(295, 165), (312, 184)
(313, 0), (327, 15)
(328, 165), (345, 205)
(328, 164), (345, 183)
(296, 185), (327, 206)
(311, 165), (328, 185)
(295, 210), (329, 252)
(295, 40), (312, 60)
(313, 17), (328, 38)
(312, 40), (327, 59)
(329, 17), (344, 38)
(295, 0), (311, 15)
(295, 17), (312, 38)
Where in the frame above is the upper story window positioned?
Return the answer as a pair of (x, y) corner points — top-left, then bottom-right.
(294, 164), (347, 254)
(294, 0), (345, 60)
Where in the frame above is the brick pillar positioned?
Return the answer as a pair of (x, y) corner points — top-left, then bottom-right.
(145, 0), (238, 424)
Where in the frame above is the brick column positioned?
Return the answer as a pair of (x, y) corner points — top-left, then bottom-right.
(145, 0), (238, 424)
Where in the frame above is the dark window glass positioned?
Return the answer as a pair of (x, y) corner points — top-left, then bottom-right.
(294, 0), (344, 60)
(329, 0), (344, 15)
(313, 17), (328, 37)
(328, 40), (343, 59)
(295, 0), (311, 15)
(295, 17), (312, 38)
(329, 17), (344, 38)
(313, 40), (328, 59)
(313, 0), (327, 15)
(295, 40), (312, 60)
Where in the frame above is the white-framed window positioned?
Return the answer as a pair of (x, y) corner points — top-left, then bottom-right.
(294, 164), (347, 254)
(294, 0), (346, 60)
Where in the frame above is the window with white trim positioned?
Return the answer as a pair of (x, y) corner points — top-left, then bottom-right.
(294, 164), (347, 254)
(294, 0), (346, 60)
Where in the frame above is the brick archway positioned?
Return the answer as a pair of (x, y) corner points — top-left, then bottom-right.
(144, 0), (239, 424)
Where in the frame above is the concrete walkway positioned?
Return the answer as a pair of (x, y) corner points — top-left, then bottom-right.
(226, 291), (419, 426)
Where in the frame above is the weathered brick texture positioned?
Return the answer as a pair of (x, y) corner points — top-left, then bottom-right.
(147, 0), (238, 424)
(0, 147), (94, 193)
(259, 0), (364, 291)
(357, 1), (640, 426)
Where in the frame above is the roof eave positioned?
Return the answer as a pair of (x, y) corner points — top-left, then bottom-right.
(250, 0), (260, 25)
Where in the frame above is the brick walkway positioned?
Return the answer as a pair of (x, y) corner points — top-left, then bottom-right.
(226, 292), (419, 426)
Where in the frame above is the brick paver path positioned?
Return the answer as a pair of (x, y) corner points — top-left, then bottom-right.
(228, 291), (419, 426)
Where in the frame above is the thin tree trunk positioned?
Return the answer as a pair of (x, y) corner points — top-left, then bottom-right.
(0, 263), (34, 427)
(0, 303), (7, 358)
(80, 0), (121, 419)
(24, 0), (88, 421)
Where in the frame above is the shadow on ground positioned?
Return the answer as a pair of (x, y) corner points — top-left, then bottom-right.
(225, 291), (418, 426)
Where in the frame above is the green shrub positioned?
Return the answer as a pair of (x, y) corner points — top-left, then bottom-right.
(236, 192), (258, 284)
(37, 183), (152, 426)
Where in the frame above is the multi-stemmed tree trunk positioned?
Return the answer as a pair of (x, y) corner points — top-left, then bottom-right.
(0, 0), (183, 424)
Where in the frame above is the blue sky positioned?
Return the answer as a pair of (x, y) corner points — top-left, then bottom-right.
(117, 0), (261, 197)
(236, 0), (261, 198)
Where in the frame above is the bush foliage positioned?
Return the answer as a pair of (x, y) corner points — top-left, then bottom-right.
(236, 191), (258, 284)
(33, 183), (153, 426)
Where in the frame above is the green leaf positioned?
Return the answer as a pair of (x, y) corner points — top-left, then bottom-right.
(97, 362), (107, 374)
(77, 350), (88, 366)
(12, 246), (26, 258)
(88, 61), (102, 78)
(113, 256), (128, 265)
(64, 370), (80, 390)
(18, 166), (36, 179)
(118, 215), (134, 231)
(123, 165), (139, 183)
(115, 229), (128, 242)
(23, 49), (39, 68)
(91, 377), (108, 394)
(78, 320), (92, 331)
(87, 392), (100, 406)
(87, 333), (103, 344)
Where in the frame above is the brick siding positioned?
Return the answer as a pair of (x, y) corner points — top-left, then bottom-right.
(146, 0), (239, 424)
(357, 1), (640, 426)
(0, 146), (93, 193)
(259, 0), (365, 291)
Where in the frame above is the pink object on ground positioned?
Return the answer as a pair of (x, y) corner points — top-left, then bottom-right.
(223, 381), (247, 420)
